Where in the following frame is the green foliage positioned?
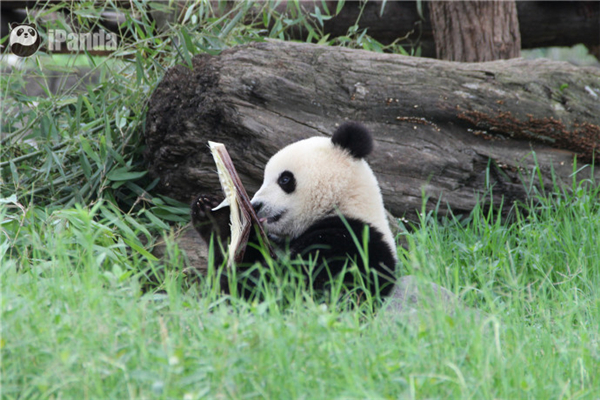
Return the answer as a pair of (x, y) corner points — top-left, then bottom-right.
(401, 171), (600, 307)
(3, 182), (600, 398)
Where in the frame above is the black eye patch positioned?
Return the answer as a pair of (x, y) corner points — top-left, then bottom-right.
(278, 170), (296, 194)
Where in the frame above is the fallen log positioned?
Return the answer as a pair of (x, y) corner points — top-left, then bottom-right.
(144, 40), (600, 224)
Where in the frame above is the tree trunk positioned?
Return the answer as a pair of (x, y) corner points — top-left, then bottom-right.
(428, 0), (521, 62)
(318, 1), (598, 58)
(144, 40), (600, 224)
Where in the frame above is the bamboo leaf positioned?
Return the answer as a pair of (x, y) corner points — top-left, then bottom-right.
(106, 168), (147, 182)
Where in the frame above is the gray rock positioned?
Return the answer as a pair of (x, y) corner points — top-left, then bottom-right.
(381, 275), (481, 325)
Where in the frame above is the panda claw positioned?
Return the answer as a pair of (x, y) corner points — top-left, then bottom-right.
(191, 194), (230, 244)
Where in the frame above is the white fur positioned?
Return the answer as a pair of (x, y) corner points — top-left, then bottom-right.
(10, 25), (37, 47)
(251, 137), (397, 256)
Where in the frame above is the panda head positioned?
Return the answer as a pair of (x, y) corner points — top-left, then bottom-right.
(9, 23), (41, 57)
(252, 122), (391, 244)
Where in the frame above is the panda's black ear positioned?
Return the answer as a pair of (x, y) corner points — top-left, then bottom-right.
(331, 121), (373, 159)
(11, 22), (19, 29)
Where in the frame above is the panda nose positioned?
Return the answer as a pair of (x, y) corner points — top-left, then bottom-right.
(252, 201), (263, 214)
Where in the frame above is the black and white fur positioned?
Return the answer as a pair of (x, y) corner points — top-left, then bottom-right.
(9, 23), (41, 57)
(192, 122), (397, 299)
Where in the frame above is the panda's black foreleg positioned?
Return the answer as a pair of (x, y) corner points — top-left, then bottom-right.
(190, 194), (231, 266)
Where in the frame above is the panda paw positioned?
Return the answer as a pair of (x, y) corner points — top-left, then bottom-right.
(191, 195), (221, 222)
(191, 194), (230, 243)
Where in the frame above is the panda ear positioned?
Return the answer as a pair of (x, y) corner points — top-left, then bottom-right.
(331, 121), (373, 159)
(11, 22), (19, 30)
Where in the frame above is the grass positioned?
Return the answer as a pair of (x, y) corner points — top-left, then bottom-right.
(1, 1), (600, 399)
(2, 182), (599, 399)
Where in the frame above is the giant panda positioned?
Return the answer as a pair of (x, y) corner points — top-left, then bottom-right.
(192, 122), (397, 300)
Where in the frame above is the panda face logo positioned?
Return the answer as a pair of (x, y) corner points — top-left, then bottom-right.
(9, 23), (41, 57)
(13, 26), (37, 46)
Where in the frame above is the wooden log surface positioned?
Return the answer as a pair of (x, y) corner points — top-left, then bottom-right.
(144, 40), (600, 223)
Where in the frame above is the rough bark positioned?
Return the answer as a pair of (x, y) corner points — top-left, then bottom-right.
(428, 0), (521, 62)
(144, 40), (600, 224)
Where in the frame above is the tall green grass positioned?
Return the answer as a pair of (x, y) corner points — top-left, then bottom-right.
(2, 181), (599, 398)
(2, 1), (599, 398)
